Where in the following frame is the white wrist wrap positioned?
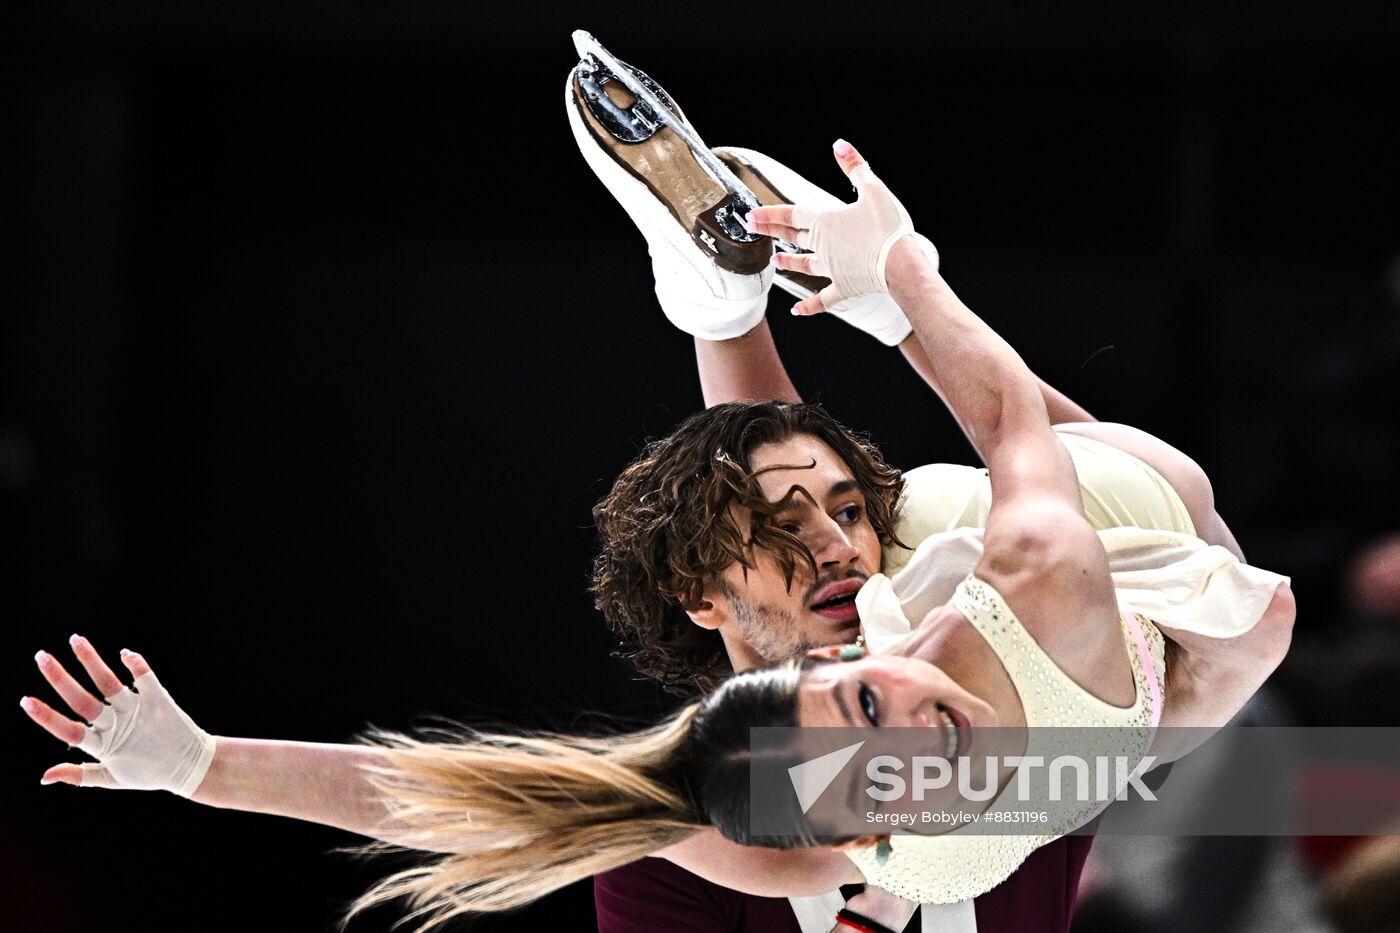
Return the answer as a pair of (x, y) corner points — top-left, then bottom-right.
(824, 236), (939, 346)
(75, 670), (217, 798)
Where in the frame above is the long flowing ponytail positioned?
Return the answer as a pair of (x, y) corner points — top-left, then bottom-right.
(344, 704), (705, 929)
(343, 659), (811, 930)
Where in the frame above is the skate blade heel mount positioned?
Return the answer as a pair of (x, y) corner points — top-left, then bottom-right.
(716, 150), (831, 299)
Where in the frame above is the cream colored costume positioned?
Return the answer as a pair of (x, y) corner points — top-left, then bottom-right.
(885, 432), (1196, 577)
(837, 430), (1289, 905)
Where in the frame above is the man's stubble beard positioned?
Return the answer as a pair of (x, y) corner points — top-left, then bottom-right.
(729, 592), (826, 663)
(717, 564), (874, 663)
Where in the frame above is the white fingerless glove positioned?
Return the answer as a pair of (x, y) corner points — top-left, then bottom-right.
(75, 670), (217, 797)
(715, 146), (936, 346)
(791, 163), (936, 308)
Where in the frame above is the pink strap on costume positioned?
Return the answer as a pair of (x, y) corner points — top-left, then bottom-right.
(1122, 613), (1163, 728)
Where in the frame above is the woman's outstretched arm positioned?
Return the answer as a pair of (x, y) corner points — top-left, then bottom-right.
(20, 634), (436, 848)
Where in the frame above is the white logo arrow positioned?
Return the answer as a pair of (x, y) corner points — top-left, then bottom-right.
(788, 741), (865, 814)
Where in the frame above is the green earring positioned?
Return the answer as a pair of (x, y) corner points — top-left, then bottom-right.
(838, 644), (866, 661)
(875, 838), (893, 866)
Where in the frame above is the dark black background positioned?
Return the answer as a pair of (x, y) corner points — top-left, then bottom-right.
(5, 2), (1399, 930)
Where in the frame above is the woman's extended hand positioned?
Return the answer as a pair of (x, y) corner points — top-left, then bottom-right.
(746, 140), (933, 315)
(20, 634), (216, 797)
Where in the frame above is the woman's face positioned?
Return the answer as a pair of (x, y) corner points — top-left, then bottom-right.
(795, 650), (999, 750)
(795, 650), (1010, 831)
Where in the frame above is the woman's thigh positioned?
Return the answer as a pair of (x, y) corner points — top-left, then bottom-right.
(1054, 422), (1243, 559)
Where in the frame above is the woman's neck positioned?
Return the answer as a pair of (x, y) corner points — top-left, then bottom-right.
(892, 601), (1029, 834)
(896, 602), (1027, 730)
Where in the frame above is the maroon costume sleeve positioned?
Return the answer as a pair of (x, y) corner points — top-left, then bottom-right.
(595, 857), (803, 933)
(973, 835), (1093, 932)
(597, 836), (1091, 933)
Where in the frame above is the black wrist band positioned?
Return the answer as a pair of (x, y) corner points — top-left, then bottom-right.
(836, 906), (899, 933)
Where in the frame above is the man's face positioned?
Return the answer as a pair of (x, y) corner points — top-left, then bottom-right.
(702, 433), (883, 665)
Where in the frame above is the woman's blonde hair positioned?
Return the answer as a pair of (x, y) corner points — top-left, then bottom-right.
(344, 660), (819, 930)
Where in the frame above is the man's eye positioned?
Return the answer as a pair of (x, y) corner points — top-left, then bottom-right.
(836, 505), (863, 524)
(778, 521), (800, 534)
(858, 684), (879, 726)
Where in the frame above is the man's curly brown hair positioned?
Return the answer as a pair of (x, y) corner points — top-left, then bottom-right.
(591, 402), (906, 697)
